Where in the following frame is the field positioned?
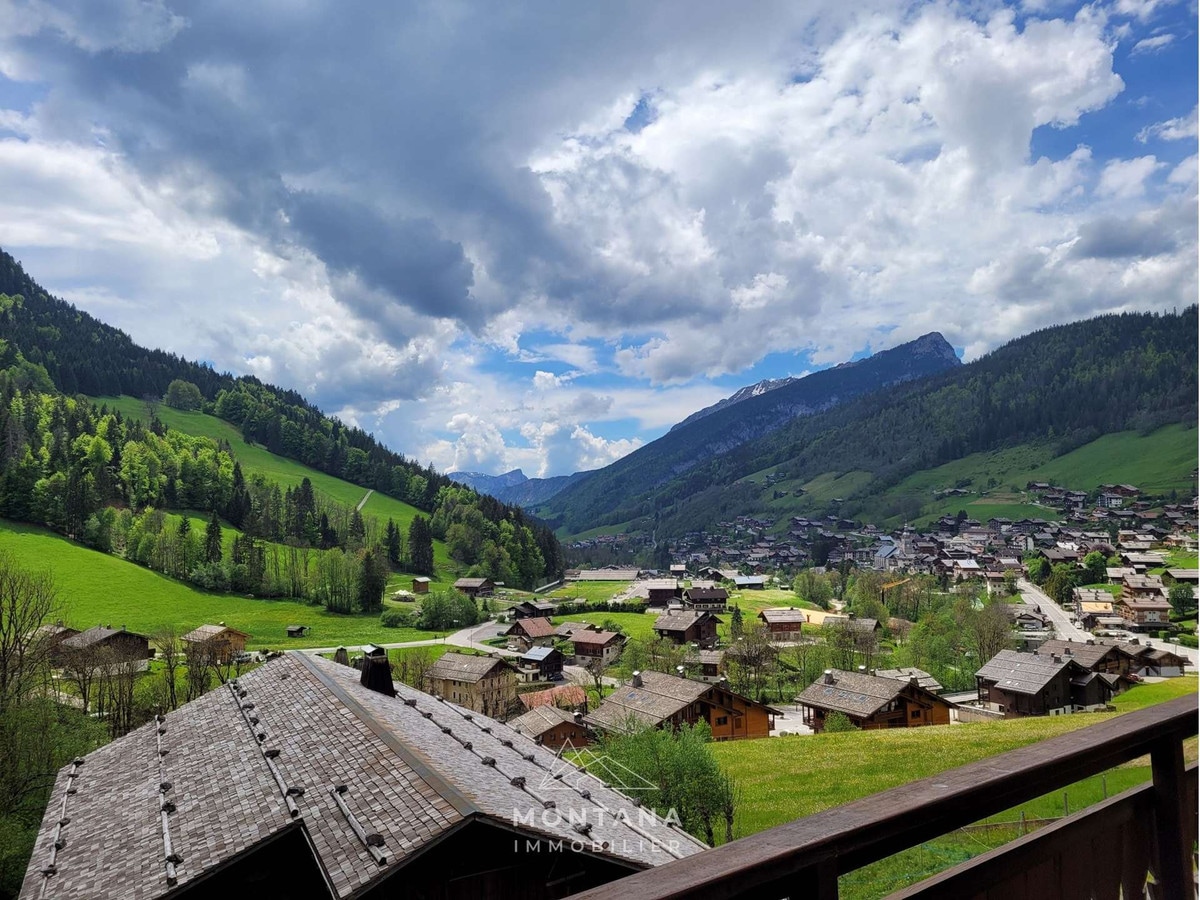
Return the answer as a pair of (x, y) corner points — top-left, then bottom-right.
(542, 581), (633, 603)
(0, 520), (433, 649)
(97, 396), (457, 577)
(551, 610), (658, 640)
(712, 676), (1197, 898)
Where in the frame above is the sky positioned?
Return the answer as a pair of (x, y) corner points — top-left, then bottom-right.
(0, 0), (1195, 479)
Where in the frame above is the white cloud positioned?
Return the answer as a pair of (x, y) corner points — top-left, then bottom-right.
(0, 1), (1192, 475)
(1096, 155), (1162, 197)
(1130, 33), (1175, 53)
(1138, 106), (1199, 142)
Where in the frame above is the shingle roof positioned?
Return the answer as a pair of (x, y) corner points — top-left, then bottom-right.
(685, 588), (728, 602)
(426, 652), (512, 684)
(507, 617), (556, 638)
(520, 646), (558, 662)
(181, 623), (250, 642)
(797, 669), (910, 718)
(975, 650), (1079, 695)
(653, 611), (719, 633)
(518, 684), (587, 710)
(453, 577), (491, 589)
(759, 608), (808, 624)
(554, 621), (594, 637)
(60, 625), (147, 650)
(508, 704), (581, 738)
(1033, 640), (1120, 670)
(584, 671), (709, 733)
(874, 667), (943, 692)
(571, 630), (623, 646)
(21, 654), (704, 900)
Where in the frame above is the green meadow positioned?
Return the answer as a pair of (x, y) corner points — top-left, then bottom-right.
(712, 676), (1197, 899)
(97, 396), (457, 577)
(0, 519), (431, 649)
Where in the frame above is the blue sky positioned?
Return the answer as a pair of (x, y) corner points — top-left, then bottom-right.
(0, 0), (1195, 477)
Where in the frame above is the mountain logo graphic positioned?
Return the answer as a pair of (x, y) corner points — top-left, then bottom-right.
(537, 739), (657, 793)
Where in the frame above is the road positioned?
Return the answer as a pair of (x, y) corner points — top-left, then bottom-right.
(355, 489), (374, 512)
(1017, 578), (1198, 666)
(1015, 578), (1090, 641)
(296, 621), (520, 657)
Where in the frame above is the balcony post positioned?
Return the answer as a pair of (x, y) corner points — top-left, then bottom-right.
(1150, 736), (1191, 900)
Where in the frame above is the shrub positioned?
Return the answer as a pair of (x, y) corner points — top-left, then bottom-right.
(1177, 633), (1198, 649)
(380, 607), (415, 629)
(822, 711), (858, 733)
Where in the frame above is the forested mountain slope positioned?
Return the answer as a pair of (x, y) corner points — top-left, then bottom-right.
(0, 248), (563, 584)
(536, 332), (962, 531)
(541, 309), (1198, 537)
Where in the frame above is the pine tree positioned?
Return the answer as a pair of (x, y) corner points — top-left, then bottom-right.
(204, 510), (223, 565)
(407, 515), (434, 576)
(385, 518), (402, 567)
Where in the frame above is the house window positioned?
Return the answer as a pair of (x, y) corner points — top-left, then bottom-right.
(715, 716), (728, 726)
(910, 709), (921, 719)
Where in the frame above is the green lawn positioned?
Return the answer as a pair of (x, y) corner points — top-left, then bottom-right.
(1079, 583), (1120, 597)
(542, 581), (633, 603)
(96, 396), (457, 577)
(0, 519), (434, 649)
(551, 610), (657, 640)
(712, 676), (1197, 838)
(1027, 425), (1198, 496)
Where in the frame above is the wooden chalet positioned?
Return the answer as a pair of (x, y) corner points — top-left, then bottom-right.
(411, 576), (431, 594)
(453, 577), (495, 598)
(34, 621), (80, 665)
(683, 586), (729, 611)
(652, 610), (721, 649)
(974, 649), (1113, 717)
(60, 625), (152, 662)
(585, 670), (778, 741)
(507, 705), (589, 751)
(20, 654), (706, 900)
(182, 623), (251, 663)
(1116, 594), (1172, 630)
(503, 616), (556, 651)
(686, 649), (725, 682)
(518, 646), (564, 681)
(798, 669), (953, 733)
(758, 607), (807, 642)
(511, 600), (556, 619)
(732, 575), (766, 590)
(569, 630), (625, 667)
(643, 578), (681, 607)
(424, 652), (517, 717)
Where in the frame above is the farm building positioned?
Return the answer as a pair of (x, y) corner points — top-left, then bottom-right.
(182, 623), (251, 663)
(453, 577), (495, 598)
(652, 610), (721, 648)
(758, 608), (807, 642)
(424, 652), (517, 717)
(507, 704), (589, 750)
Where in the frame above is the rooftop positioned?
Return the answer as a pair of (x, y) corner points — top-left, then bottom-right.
(426, 652), (512, 683)
(975, 649), (1080, 695)
(797, 669), (929, 718)
(21, 654), (704, 899)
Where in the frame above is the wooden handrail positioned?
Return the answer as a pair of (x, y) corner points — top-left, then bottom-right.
(565, 695), (1197, 900)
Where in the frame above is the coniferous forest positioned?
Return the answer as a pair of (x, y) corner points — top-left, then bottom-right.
(0, 249), (563, 598)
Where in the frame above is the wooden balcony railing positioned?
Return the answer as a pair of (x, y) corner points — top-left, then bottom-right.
(566, 694), (1197, 900)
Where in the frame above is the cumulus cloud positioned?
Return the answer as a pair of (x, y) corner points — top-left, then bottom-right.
(0, 0), (1193, 475)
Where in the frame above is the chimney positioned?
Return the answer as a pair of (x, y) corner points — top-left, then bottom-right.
(1086, 639), (1096, 645)
(1130, 638), (1140, 645)
(676, 665), (685, 675)
(910, 676), (920, 689)
(1052, 654), (1062, 663)
(857, 665), (867, 674)
(1064, 648), (1073, 656)
(632, 671), (643, 687)
(359, 648), (395, 697)
(573, 712), (582, 722)
(823, 670), (834, 685)
(333, 647), (350, 667)
(218, 621), (226, 627)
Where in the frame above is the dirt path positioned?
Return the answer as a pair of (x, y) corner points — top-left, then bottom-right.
(355, 489), (374, 512)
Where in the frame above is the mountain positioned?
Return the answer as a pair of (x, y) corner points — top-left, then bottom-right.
(670, 333), (961, 432)
(447, 469), (531, 493)
(0, 247), (564, 584)
(447, 468), (589, 506)
(538, 310), (1198, 538)
(535, 332), (964, 532)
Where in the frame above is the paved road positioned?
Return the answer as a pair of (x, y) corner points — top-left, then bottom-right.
(1017, 578), (1197, 667)
(296, 621), (520, 657)
(1016, 578), (1090, 641)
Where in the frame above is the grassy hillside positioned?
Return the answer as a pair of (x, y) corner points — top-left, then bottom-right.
(99, 396), (457, 577)
(712, 677), (1197, 898)
(742, 425), (1196, 531)
(0, 520), (431, 649)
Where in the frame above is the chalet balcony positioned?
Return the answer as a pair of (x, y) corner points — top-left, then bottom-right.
(566, 694), (1197, 900)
